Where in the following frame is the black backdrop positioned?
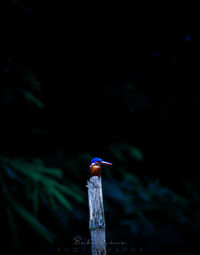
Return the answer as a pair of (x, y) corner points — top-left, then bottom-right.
(0, 1), (200, 255)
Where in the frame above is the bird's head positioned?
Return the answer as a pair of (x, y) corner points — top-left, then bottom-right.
(90, 157), (112, 166)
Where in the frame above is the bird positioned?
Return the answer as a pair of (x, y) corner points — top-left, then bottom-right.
(89, 157), (112, 178)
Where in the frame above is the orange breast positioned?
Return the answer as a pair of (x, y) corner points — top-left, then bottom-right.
(90, 165), (101, 177)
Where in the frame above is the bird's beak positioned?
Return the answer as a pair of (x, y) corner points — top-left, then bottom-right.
(101, 161), (112, 166)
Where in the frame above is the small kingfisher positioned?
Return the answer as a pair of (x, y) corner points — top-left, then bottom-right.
(89, 157), (112, 178)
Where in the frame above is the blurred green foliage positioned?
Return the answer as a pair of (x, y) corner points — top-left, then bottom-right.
(0, 61), (86, 252)
(0, 69), (200, 254)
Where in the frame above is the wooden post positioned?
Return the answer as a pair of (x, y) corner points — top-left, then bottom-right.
(87, 176), (107, 255)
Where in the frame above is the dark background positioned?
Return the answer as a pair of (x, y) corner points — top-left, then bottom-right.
(0, 1), (200, 254)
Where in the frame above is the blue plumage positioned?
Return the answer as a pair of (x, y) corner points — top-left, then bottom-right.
(90, 157), (103, 164)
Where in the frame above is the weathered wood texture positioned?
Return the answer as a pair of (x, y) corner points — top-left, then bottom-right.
(88, 176), (107, 255)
